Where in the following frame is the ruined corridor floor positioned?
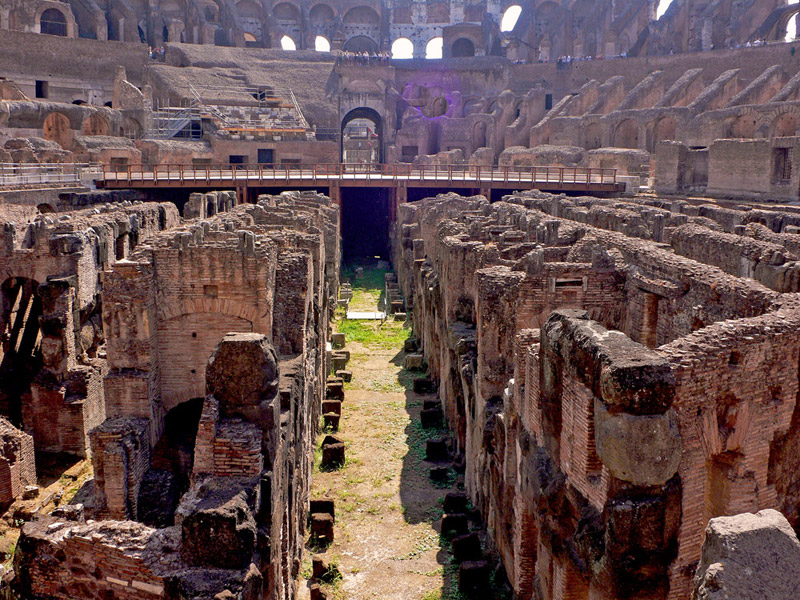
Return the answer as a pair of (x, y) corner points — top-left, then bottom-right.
(299, 274), (462, 600)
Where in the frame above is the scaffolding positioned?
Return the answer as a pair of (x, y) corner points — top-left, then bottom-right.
(145, 83), (313, 141)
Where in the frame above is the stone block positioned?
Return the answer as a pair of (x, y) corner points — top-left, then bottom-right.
(310, 513), (334, 544)
(452, 533), (482, 563)
(405, 354), (424, 370)
(326, 381), (344, 400)
(322, 400), (342, 416)
(321, 435), (345, 469)
(430, 466), (450, 482)
(413, 378), (435, 394)
(426, 437), (449, 462)
(594, 400), (681, 486)
(393, 312), (407, 322)
(309, 583), (327, 600)
(404, 338), (419, 353)
(442, 513), (469, 537)
(443, 491), (469, 514)
(206, 333), (279, 414)
(458, 560), (490, 595)
(312, 555), (340, 583)
(309, 498), (335, 523)
(693, 509), (800, 600)
(179, 480), (258, 569)
(420, 408), (443, 429)
(331, 352), (349, 371)
(323, 413), (340, 432)
(331, 333), (346, 349)
(335, 370), (352, 382)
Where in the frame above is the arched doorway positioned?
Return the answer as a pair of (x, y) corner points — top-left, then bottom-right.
(342, 35), (379, 53)
(452, 38), (475, 57)
(341, 107), (382, 164)
(614, 119), (639, 149)
(40, 8), (68, 37)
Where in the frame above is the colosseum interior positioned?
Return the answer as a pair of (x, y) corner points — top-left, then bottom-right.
(1, 1), (800, 599)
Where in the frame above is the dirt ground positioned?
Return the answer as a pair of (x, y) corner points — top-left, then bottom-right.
(299, 269), (464, 600)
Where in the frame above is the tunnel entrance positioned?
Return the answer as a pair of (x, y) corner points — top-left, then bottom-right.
(0, 277), (43, 425)
(341, 107), (383, 164)
(341, 187), (390, 262)
(138, 397), (205, 526)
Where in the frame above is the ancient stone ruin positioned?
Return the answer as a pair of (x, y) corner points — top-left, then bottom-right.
(0, 1), (800, 598)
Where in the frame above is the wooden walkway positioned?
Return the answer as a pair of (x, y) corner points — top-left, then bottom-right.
(95, 163), (624, 197)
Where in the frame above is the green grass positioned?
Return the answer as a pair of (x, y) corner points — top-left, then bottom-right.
(337, 318), (411, 351)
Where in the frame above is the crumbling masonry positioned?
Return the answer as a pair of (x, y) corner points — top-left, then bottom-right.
(393, 191), (800, 600)
(14, 191), (340, 600)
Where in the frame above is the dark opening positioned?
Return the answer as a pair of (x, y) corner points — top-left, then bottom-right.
(138, 397), (205, 526)
(40, 8), (68, 37)
(258, 149), (275, 165)
(341, 188), (390, 261)
(35, 81), (49, 99)
(773, 148), (792, 183)
(451, 38), (476, 58)
(545, 93), (553, 110)
(342, 35), (379, 53)
(229, 155), (247, 167)
(0, 278), (43, 426)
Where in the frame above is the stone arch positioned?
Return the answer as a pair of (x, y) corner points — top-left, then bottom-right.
(341, 107), (382, 164)
(342, 35), (378, 53)
(728, 113), (761, 139)
(585, 122), (603, 150)
(463, 97), (486, 116)
(472, 121), (488, 149)
(614, 119), (639, 149)
(237, 0), (264, 45)
(121, 116), (143, 140)
(309, 3), (335, 36)
(772, 111), (799, 138)
(652, 115), (677, 151)
(501, 5), (522, 32)
(43, 112), (73, 148)
(392, 37), (414, 59)
(158, 312), (253, 412)
(452, 37), (476, 57)
(426, 36), (444, 59)
(38, 6), (70, 37)
(82, 113), (110, 136)
(342, 5), (380, 26)
(272, 1), (301, 45)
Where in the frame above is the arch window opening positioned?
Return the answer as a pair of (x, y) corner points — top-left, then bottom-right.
(341, 107), (383, 165)
(280, 35), (297, 50)
(40, 8), (68, 36)
(656, 0), (676, 20)
(452, 37), (475, 57)
(392, 38), (414, 59)
(501, 5), (522, 32)
(786, 9), (799, 43)
(315, 35), (331, 52)
(426, 37), (443, 59)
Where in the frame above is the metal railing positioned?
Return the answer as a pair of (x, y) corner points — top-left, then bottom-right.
(0, 163), (102, 187)
(98, 163), (619, 188)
